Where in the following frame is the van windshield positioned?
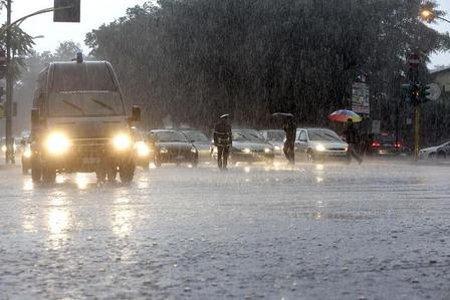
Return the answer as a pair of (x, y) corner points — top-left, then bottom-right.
(48, 91), (125, 117)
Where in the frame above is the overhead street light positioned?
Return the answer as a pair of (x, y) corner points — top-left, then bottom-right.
(419, 7), (450, 24)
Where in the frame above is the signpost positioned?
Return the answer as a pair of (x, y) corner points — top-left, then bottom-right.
(352, 82), (370, 114)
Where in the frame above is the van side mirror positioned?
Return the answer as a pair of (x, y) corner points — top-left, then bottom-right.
(31, 108), (40, 128)
(130, 105), (141, 122)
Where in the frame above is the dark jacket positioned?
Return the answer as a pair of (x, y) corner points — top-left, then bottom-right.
(344, 124), (359, 144)
(214, 122), (232, 146)
(283, 120), (296, 145)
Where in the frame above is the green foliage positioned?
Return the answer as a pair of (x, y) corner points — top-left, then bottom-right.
(85, 0), (450, 131)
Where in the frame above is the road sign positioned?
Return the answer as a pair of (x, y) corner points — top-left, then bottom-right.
(54, 0), (80, 22)
(427, 83), (441, 101)
(352, 82), (370, 114)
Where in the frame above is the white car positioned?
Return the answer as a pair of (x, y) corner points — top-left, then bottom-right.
(260, 129), (285, 155)
(295, 128), (349, 161)
(419, 141), (450, 160)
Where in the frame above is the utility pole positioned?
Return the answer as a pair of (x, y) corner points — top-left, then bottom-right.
(2, 0), (80, 164)
(5, 0), (13, 164)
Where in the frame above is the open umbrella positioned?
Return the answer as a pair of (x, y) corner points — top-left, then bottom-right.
(328, 109), (362, 123)
(271, 112), (294, 119)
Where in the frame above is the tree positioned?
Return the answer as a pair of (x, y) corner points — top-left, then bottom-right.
(81, 0), (448, 143)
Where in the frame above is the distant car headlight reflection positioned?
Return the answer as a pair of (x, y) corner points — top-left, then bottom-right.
(113, 133), (131, 151)
(315, 144), (326, 152)
(45, 132), (71, 155)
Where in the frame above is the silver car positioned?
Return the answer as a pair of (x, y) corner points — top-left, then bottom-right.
(260, 129), (285, 156)
(295, 128), (348, 161)
(419, 141), (450, 160)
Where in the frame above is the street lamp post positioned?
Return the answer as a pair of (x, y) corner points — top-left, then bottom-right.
(2, 3), (74, 164)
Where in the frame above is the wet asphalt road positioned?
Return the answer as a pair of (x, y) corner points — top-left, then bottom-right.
(0, 160), (449, 299)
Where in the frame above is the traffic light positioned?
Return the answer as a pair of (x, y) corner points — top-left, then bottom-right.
(54, 0), (80, 23)
(401, 83), (420, 106)
(420, 84), (431, 103)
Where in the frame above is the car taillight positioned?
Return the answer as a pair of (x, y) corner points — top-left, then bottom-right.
(371, 141), (380, 148)
(394, 142), (402, 148)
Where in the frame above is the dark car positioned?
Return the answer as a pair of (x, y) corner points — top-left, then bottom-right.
(180, 129), (212, 162)
(212, 129), (274, 164)
(148, 130), (198, 167)
(368, 133), (409, 156)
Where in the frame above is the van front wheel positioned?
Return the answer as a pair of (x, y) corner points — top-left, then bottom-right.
(31, 158), (42, 182)
(119, 160), (135, 184)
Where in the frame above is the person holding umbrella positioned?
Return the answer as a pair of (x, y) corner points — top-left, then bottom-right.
(328, 109), (363, 164)
(213, 114), (232, 170)
(343, 118), (363, 164)
(272, 113), (296, 165)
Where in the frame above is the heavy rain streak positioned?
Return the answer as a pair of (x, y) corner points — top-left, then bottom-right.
(0, 0), (450, 299)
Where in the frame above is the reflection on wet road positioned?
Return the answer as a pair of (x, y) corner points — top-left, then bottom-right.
(0, 161), (450, 299)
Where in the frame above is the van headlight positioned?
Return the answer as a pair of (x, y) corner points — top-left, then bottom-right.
(45, 132), (71, 155)
(23, 148), (32, 158)
(135, 141), (150, 157)
(113, 133), (131, 151)
(315, 144), (326, 152)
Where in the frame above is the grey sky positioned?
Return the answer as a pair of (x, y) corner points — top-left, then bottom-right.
(2, 0), (450, 67)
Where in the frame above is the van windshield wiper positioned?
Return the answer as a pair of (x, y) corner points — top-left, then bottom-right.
(90, 98), (116, 114)
(62, 99), (85, 115)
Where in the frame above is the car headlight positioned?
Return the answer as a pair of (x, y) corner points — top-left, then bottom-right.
(160, 147), (168, 154)
(135, 141), (150, 157)
(242, 148), (251, 154)
(274, 146), (281, 151)
(264, 147), (272, 154)
(191, 147), (197, 153)
(45, 132), (71, 156)
(23, 148), (32, 158)
(112, 133), (131, 151)
(315, 144), (326, 152)
(1, 145), (6, 153)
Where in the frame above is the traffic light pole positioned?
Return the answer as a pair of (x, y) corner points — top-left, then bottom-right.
(5, 0), (13, 164)
(413, 105), (420, 161)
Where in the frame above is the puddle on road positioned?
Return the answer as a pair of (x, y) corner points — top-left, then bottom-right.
(287, 211), (375, 221)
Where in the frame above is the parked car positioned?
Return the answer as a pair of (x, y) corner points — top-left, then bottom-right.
(260, 129), (285, 155)
(180, 129), (212, 162)
(419, 141), (450, 160)
(148, 129), (198, 167)
(295, 128), (348, 161)
(212, 129), (274, 164)
(368, 133), (409, 156)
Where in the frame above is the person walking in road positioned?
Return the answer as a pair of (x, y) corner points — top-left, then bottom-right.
(213, 114), (232, 170)
(283, 116), (296, 165)
(343, 118), (363, 164)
